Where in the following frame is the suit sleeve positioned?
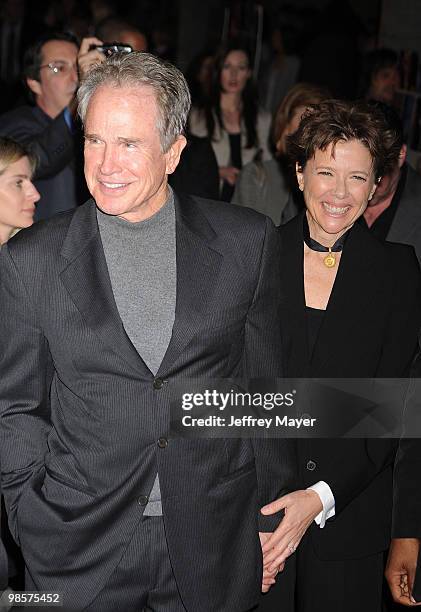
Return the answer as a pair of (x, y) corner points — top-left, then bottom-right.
(0, 109), (74, 180)
(392, 378), (421, 538)
(0, 245), (52, 543)
(242, 217), (297, 531)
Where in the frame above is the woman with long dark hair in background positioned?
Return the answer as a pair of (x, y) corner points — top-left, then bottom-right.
(189, 42), (271, 201)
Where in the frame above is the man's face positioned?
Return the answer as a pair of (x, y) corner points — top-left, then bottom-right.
(84, 85), (185, 223)
(367, 145), (406, 207)
(30, 40), (78, 118)
(370, 65), (400, 104)
(367, 163), (400, 207)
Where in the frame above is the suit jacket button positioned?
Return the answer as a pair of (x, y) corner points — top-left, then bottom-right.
(137, 495), (149, 506)
(158, 437), (168, 448)
(306, 460), (316, 471)
(153, 377), (164, 390)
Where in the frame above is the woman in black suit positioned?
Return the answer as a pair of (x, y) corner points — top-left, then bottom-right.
(259, 100), (421, 611)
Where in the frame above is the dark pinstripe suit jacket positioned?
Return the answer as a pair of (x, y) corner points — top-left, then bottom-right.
(0, 503), (7, 589)
(0, 193), (295, 611)
(0, 105), (89, 222)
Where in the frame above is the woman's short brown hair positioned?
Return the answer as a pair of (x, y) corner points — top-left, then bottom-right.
(285, 99), (402, 179)
(0, 137), (37, 177)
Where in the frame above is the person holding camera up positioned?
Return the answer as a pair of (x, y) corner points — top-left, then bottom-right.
(0, 34), (108, 222)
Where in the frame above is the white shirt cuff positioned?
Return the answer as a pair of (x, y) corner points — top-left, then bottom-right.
(307, 480), (335, 528)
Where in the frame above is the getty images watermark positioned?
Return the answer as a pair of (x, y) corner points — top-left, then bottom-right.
(180, 389), (316, 430)
(169, 379), (419, 438)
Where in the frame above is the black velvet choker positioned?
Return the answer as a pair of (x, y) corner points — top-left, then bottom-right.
(303, 214), (350, 268)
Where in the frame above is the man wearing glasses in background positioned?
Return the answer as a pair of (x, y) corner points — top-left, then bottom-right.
(0, 32), (91, 221)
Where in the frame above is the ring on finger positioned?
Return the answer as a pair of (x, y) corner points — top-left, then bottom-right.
(287, 542), (296, 554)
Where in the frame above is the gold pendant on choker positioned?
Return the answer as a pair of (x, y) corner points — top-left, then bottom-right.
(323, 248), (336, 268)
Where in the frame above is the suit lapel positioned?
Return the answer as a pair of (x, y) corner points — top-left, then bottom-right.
(59, 200), (151, 377)
(279, 213), (309, 376)
(59, 195), (223, 377)
(158, 194), (222, 374)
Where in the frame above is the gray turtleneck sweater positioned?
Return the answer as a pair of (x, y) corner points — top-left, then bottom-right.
(97, 189), (176, 515)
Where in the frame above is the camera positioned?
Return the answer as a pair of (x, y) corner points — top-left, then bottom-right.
(89, 43), (133, 56)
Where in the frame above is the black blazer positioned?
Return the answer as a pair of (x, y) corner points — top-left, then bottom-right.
(169, 135), (220, 200)
(0, 193), (295, 611)
(0, 105), (89, 221)
(279, 212), (421, 559)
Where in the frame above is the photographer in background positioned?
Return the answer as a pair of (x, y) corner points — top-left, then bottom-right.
(95, 17), (148, 52)
(360, 48), (400, 106)
(0, 33), (99, 222)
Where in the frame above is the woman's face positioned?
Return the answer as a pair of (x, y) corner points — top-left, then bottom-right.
(0, 156), (40, 237)
(220, 50), (251, 95)
(297, 139), (377, 238)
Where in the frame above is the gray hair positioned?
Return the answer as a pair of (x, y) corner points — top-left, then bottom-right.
(77, 52), (191, 151)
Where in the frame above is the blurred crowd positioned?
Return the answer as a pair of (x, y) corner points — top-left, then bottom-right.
(0, 0), (416, 227)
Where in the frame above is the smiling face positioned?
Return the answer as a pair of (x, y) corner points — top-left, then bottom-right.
(83, 84), (186, 223)
(297, 139), (377, 244)
(0, 156), (40, 244)
(220, 50), (251, 95)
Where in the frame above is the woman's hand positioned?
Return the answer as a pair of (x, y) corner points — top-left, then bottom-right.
(219, 166), (240, 186)
(259, 532), (285, 593)
(260, 489), (323, 571)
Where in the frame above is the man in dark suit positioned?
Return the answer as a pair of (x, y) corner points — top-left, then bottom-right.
(386, 380), (421, 606)
(0, 51), (294, 611)
(366, 105), (421, 606)
(0, 32), (89, 221)
(363, 102), (421, 266)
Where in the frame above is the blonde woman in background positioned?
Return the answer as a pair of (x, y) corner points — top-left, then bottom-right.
(233, 83), (329, 225)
